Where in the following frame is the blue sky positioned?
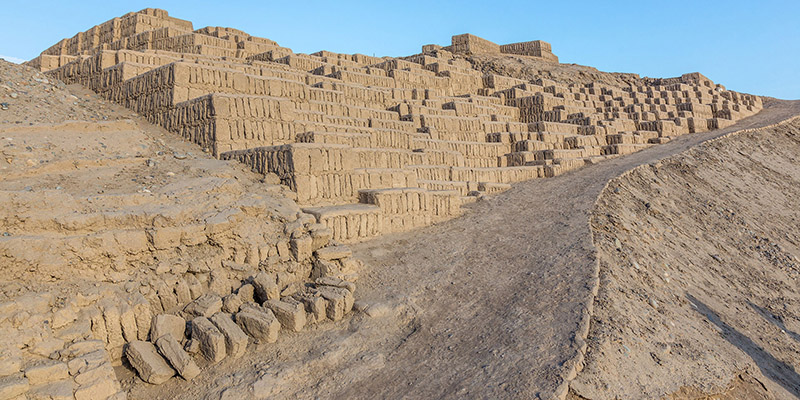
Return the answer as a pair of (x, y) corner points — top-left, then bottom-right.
(1, 1), (797, 99)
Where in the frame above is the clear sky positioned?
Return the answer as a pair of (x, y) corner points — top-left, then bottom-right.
(1, 0), (797, 99)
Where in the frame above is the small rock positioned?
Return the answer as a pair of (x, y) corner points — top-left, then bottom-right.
(191, 317), (226, 363)
(24, 360), (68, 385)
(235, 307), (280, 343)
(124, 341), (175, 384)
(315, 245), (352, 261)
(210, 312), (249, 359)
(155, 335), (200, 380)
(251, 272), (279, 303)
(317, 286), (353, 321)
(264, 300), (306, 332)
(183, 294), (222, 318)
(150, 314), (186, 342)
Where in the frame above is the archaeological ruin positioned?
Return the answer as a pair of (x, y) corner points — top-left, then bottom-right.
(0, 7), (766, 398)
(30, 8), (762, 244)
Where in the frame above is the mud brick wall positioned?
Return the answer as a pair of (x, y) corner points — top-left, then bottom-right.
(32, 7), (765, 244)
(500, 40), (552, 57)
(358, 188), (462, 233)
(450, 33), (501, 54)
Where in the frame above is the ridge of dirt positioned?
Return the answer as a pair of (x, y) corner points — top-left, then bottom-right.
(467, 53), (644, 89)
(0, 59), (127, 126)
(571, 112), (800, 399)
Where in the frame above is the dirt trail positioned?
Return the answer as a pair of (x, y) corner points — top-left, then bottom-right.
(336, 99), (800, 399)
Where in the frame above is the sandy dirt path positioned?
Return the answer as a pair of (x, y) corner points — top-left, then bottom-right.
(339, 99), (800, 399)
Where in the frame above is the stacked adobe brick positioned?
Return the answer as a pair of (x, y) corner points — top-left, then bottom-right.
(32, 9), (761, 245)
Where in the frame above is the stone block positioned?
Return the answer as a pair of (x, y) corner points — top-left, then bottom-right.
(183, 294), (222, 318)
(119, 304), (139, 343)
(311, 258), (341, 280)
(316, 276), (356, 293)
(73, 376), (119, 400)
(124, 341), (175, 384)
(132, 295), (152, 341)
(251, 272), (279, 303)
(264, 300), (306, 332)
(149, 314), (186, 342)
(191, 317), (226, 363)
(237, 284), (255, 303)
(314, 245), (352, 261)
(222, 294), (242, 314)
(294, 294), (327, 324)
(209, 312), (248, 359)
(100, 303), (125, 349)
(0, 347), (22, 377)
(155, 335), (200, 380)
(24, 360), (68, 385)
(309, 223), (333, 250)
(235, 308), (280, 343)
(317, 286), (353, 321)
(290, 235), (313, 261)
(27, 380), (73, 400)
(74, 362), (114, 386)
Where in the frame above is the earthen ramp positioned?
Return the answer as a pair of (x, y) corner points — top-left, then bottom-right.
(2, 7), (797, 400)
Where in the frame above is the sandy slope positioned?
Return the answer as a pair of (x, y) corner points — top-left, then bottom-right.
(572, 111), (800, 399)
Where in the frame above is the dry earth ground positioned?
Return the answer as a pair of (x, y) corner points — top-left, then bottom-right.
(572, 110), (800, 400)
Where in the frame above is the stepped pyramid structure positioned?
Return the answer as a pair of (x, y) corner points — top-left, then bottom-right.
(30, 8), (763, 243)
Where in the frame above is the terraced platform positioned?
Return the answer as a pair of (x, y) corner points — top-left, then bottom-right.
(30, 8), (762, 243)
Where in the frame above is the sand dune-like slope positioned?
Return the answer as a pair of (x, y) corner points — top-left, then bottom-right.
(573, 110), (800, 399)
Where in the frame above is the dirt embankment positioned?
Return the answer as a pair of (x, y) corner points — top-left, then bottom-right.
(468, 53), (644, 89)
(573, 117), (800, 399)
(0, 59), (124, 125)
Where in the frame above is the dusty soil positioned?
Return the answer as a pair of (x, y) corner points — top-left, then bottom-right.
(0, 59), (123, 125)
(469, 53), (645, 90)
(0, 60), (302, 300)
(572, 113), (800, 399)
(128, 97), (800, 399)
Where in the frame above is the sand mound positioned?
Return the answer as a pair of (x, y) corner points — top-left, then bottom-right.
(573, 117), (800, 399)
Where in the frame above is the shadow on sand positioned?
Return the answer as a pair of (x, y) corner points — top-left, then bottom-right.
(686, 293), (800, 398)
(748, 301), (800, 345)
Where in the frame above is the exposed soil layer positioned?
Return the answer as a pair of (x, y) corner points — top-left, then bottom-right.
(0, 59), (126, 125)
